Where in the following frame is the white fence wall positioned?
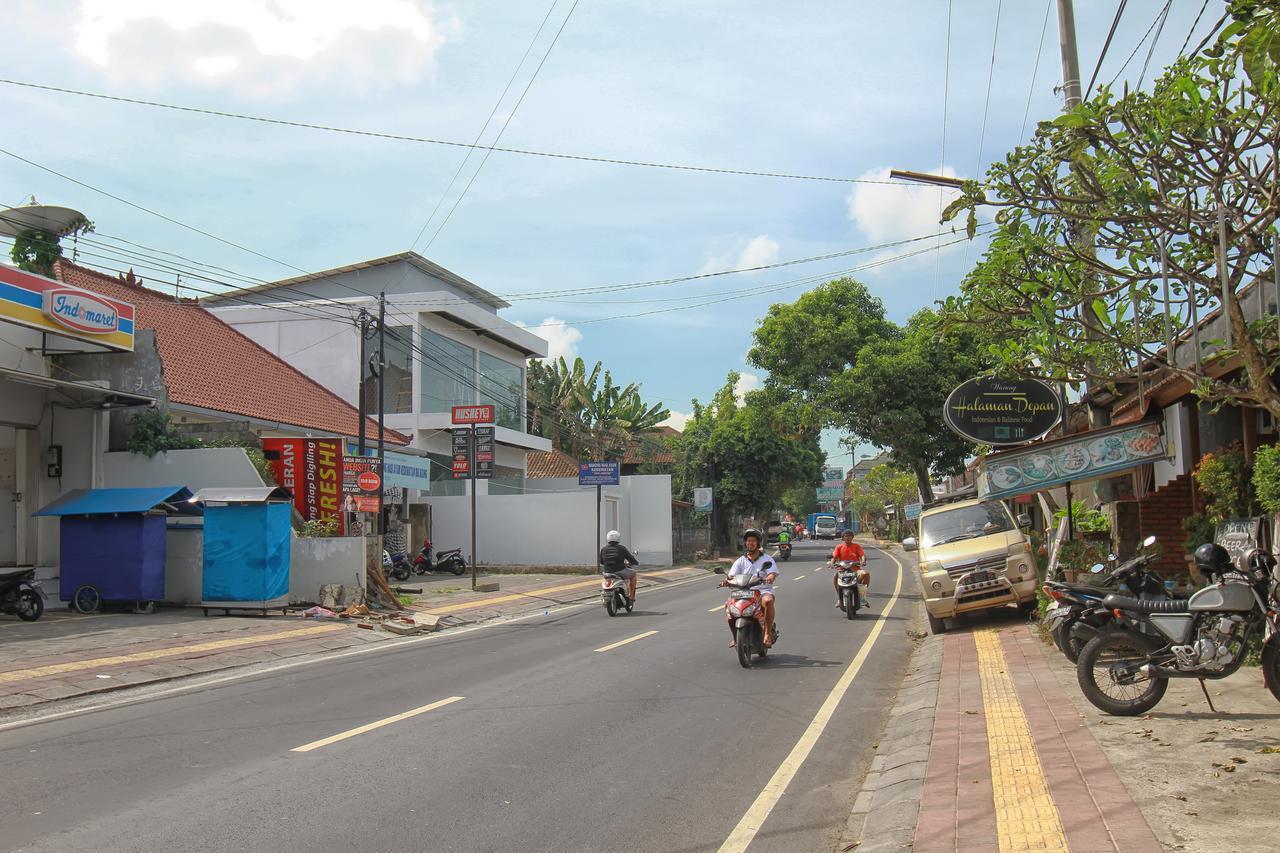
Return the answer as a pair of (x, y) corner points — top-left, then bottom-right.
(290, 536), (367, 605)
(104, 447), (266, 491)
(429, 475), (673, 567)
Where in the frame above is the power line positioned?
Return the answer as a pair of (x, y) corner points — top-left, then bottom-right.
(1020, 0), (1055, 144)
(933, 0), (954, 305)
(1178, 0), (1213, 56)
(973, 0), (1004, 181)
(1085, 0), (1129, 99)
(1105, 0), (1170, 91)
(1136, 1), (1173, 89)
(0, 77), (909, 187)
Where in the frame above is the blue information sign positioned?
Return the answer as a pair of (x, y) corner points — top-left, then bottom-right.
(579, 461), (620, 486)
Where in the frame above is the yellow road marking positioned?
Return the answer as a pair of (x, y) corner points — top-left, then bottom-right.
(423, 568), (692, 615)
(718, 547), (903, 853)
(291, 696), (465, 753)
(594, 630), (659, 653)
(0, 623), (348, 683)
(974, 628), (1070, 852)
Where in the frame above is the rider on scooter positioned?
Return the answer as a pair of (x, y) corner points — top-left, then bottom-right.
(720, 528), (779, 646)
(599, 530), (639, 602)
(827, 530), (869, 610)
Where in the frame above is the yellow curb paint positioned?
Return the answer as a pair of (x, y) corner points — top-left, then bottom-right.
(422, 568), (696, 615)
(718, 546), (904, 853)
(291, 696), (465, 753)
(594, 630), (659, 653)
(973, 627), (1070, 853)
(0, 623), (348, 683)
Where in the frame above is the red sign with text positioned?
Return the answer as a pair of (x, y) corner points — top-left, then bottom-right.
(261, 438), (344, 533)
(451, 404), (495, 424)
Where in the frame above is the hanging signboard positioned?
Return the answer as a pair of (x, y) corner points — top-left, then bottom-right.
(260, 438), (344, 532)
(451, 429), (472, 479)
(693, 487), (713, 513)
(978, 420), (1169, 501)
(943, 377), (1062, 445)
(341, 456), (382, 513)
(346, 446), (431, 491)
(451, 404), (495, 425)
(816, 487), (844, 501)
(579, 461), (620, 486)
(1215, 518), (1266, 569)
(473, 426), (495, 480)
(0, 264), (135, 351)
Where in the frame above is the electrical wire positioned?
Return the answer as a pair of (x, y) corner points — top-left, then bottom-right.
(1178, 0), (1213, 56)
(0, 77), (909, 187)
(1020, 0), (1054, 144)
(1136, 0), (1173, 89)
(933, 0), (954, 305)
(1085, 0), (1129, 99)
(1105, 0), (1170, 91)
(973, 0), (1004, 182)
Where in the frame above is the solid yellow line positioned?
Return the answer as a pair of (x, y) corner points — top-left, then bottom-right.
(291, 696), (465, 753)
(974, 628), (1070, 851)
(0, 623), (348, 683)
(717, 547), (904, 853)
(594, 630), (659, 653)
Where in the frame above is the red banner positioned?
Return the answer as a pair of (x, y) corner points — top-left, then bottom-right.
(261, 438), (345, 532)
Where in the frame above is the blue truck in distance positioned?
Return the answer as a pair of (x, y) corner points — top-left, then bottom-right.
(806, 512), (838, 539)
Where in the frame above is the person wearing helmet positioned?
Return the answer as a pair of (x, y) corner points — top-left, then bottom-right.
(599, 529), (640, 602)
(720, 528), (779, 646)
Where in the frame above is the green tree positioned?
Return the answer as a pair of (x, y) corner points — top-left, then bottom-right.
(125, 409), (201, 457)
(941, 5), (1280, 418)
(861, 464), (919, 539)
(526, 356), (668, 459)
(781, 484), (818, 519)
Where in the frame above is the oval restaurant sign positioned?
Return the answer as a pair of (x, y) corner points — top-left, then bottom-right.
(0, 264), (134, 351)
(943, 377), (1062, 445)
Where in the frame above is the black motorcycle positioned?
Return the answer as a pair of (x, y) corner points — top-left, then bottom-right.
(0, 568), (46, 622)
(412, 540), (467, 576)
(776, 541), (792, 562)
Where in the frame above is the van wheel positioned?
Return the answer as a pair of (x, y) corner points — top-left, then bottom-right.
(927, 611), (946, 635)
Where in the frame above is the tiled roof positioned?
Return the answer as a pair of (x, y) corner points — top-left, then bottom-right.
(623, 428), (677, 465)
(526, 448), (580, 479)
(54, 261), (409, 444)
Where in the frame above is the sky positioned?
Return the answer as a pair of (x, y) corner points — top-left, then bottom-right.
(0, 0), (1222, 473)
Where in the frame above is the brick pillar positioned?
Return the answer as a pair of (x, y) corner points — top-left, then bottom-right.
(1136, 474), (1195, 578)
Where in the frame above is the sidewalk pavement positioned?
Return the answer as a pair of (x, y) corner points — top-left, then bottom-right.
(0, 564), (713, 716)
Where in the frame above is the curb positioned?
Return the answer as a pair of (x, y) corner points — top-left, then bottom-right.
(840, 609), (940, 853)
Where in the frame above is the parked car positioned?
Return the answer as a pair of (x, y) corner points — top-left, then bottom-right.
(903, 497), (1036, 635)
(812, 515), (838, 540)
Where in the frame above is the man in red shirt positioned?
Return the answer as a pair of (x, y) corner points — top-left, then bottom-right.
(828, 530), (869, 609)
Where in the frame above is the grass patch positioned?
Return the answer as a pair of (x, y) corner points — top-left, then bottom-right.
(397, 595), (414, 606)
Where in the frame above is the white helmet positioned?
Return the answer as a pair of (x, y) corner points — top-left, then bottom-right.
(606, 530), (621, 543)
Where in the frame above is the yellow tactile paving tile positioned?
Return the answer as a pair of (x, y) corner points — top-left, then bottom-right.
(973, 627), (1070, 853)
(0, 623), (348, 683)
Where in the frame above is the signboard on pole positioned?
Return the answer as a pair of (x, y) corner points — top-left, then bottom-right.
(451, 404), (495, 425)
(261, 437), (344, 532)
(816, 487), (843, 501)
(578, 461), (620, 486)
(348, 446), (431, 491)
(693, 487), (713, 513)
(943, 377), (1062, 446)
(473, 426), (495, 480)
(904, 502), (923, 520)
(822, 467), (844, 487)
(342, 456), (383, 513)
(451, 429), (472, 479)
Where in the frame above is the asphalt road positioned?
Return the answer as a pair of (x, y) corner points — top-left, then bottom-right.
(1, 541), (918, 853)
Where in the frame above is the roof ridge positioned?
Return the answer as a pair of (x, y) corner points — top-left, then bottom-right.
(53, 258), (197, 303)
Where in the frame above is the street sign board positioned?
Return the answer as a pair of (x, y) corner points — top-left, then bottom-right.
(451, 429), (471, 479)
(693, 487), (713, 513)
(579, 461), (620, 486)
(816, 487), (843, 501)
(904, 502), (923, 520)
(473, 426), (495, 480)
(822, 467), (844, 484)
(451, 404), (495, 425)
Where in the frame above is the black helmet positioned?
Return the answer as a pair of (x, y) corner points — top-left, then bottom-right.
(1193, 542), (1233, 579)
(742, 528), (763, 546)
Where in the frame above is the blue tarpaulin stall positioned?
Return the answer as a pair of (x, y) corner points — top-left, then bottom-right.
(34, 486), (200, 614)
(193, 486), (292, 616)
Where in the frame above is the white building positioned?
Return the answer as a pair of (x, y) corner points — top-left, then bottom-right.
(206, 252), (552, 498)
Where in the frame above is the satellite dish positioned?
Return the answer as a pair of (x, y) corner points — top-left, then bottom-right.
(0, 203), (90, 239)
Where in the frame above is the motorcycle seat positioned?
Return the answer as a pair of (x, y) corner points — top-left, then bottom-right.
(1101, 594), (1189, 614)
(0, 568), (35, 581)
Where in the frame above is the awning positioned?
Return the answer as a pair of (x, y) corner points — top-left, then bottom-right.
(978, 420), (1170, 501)
(35, 486), (202, 517)
(0, 365), (156, 409)
(191, 486), (293, 504)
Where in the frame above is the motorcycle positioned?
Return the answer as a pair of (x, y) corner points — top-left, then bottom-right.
(0, 568), (45, 622)
(777, 541), (793, 562)
(1043, 536), (1169, 663)
(411, 539), (468, 577)
(601, 572), (634, 616)
(1076, 543), (1280, 716)
(834, 559), (868, 619)
(382, 550), (412, 582)
(722, 574), (778, 668)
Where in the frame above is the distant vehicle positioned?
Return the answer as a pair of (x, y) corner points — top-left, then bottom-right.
(811, 515), (838, 540)
(765, 520), (784, 544)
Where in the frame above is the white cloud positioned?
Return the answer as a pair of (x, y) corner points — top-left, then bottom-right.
(519, 316), (583, 363)
(845, 166), (966, 265)
(660, 410), (690, 431)
(73, 0), (453, 94)
(699, 234), (780, 276)
(733, 371), (760, 404)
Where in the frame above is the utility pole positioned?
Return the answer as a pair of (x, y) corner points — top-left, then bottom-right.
(376, 292), (386, 535)
(1056, 0), (1083, 108)
(356, 309), (372, 455)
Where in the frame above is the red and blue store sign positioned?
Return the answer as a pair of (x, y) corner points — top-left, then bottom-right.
(0, 263), (134, 351)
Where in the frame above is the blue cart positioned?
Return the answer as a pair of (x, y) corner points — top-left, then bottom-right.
(193, 486), (293, 616)
(35, 486), (200, 614)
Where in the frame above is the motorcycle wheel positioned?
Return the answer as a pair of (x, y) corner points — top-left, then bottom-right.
(844, 590), (856, 620)
(449, 557), (467, 576)
(16, 589), (43, 622)
(390, 565), (410, 582)
(1263, 640), (1280, 703)
(605, 594), (618, 617)
(1077, 632), (1167, 716)
(737, 628), (753, 669)
(1050, 620), (1080, 664)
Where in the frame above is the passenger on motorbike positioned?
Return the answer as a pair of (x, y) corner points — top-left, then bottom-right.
(720, 528), (779, 646)
(778, 530), (791, 547)
(827, 530), (869, 610)
(599, 530), (639, 601)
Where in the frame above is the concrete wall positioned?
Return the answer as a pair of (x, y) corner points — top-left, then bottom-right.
(103, 447), (266, 491)
(290, 536), (366, 605)
(58, 329), (169, 451)
(428, 475), (673, 567)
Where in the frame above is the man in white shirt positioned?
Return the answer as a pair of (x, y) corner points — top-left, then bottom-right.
(720, 528), (779, 646)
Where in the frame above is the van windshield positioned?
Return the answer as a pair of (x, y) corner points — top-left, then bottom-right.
(920, 502), (1014, 548)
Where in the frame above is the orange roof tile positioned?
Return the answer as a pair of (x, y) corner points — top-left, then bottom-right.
(525, 448), (580, 479)
(54, 261), (408, 444)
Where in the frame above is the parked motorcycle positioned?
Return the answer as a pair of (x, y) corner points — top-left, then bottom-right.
(834, 559), (868, 619)
(0, 568), (45, 622)
(1076, 542), (1280, 715)
(600, 572), (634, 616)
(722, 574), (778, 668)
(411, 539), (468, 577)
(382, 550), (412, 582)
(777, 541), (793, 562)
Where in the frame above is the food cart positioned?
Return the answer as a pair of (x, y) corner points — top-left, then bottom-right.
(193, 486), (293, 616)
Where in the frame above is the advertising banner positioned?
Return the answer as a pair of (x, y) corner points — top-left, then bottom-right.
(474, 426), (495, 480)
(452, 429), (472, 479)
(693, 487), (713, 513)
(261, 438), (344, 532)
(342, 456), (382, 513)
(451, 404), (495, 424)
(347, 446), (431, 491)
(816, 487), (843, 501)
(944, 377), (1062, 445)
(0, 264), (135, 351)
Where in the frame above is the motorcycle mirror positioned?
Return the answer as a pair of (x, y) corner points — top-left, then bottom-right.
(1090, 563), (1105, 574)
(714, 566), (725, 574)
(902, 537), (918, 552)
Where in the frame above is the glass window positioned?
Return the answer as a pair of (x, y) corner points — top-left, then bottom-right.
(919, 501), (1014, 548)
(488, 464), (524, 495)
(364, 326), (414, 414)
(426, 452), (465, 496)
(420, 329), (475, 413)
(479, 352), (524, 431)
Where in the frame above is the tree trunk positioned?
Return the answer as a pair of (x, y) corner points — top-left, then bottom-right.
(1226, 287), (1280, 420)
(912, 459), (934, 504)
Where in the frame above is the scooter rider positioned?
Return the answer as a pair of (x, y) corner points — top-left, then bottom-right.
(720, 528), (779, 646)
(828, 529), (869, 610)
(599, 530), (639, 602)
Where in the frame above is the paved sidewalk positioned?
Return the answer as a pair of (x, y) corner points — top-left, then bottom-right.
(0, 564), (713, 715)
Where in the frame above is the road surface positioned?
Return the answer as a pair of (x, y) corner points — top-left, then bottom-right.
(1, 540), (917, 852)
